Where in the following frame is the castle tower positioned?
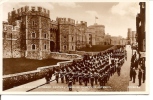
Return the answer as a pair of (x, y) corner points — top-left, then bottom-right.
(7, 6), (51, 59)
(127, 28), (132, 44)
(57, 18), (76, 52)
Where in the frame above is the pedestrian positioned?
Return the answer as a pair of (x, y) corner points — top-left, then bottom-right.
(132, 68), (136, 83)
(129, 67), (133, 81)
(138, 68), (142, 87)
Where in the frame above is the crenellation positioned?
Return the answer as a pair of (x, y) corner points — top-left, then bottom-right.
(3, 5), (88, 59)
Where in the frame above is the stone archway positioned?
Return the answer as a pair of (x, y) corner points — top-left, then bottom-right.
(50, 41), (55, 52)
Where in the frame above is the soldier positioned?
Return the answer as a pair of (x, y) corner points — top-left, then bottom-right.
(68, 72), (73, 91)
(116, 63), (121, 76)
(78, 70), (83, 85)
(83, 71), (88, 86)
(45, 71), (50, 84)
(98, 73), (104, 89)
(103, 71), (107, 85)
(94, 71), (99, 85)
(90, 72), (95, 88)
(60, 69), (65, 83)
(72, 70), (77, 84)
(54, 70), (59, 83)
(64, 69), (68, 84)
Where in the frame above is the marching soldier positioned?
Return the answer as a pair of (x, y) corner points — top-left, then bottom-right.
(60, 69), (65, 83)
(78, 70), (83, 85)
(98, 73), (104, 89)
(90, 72), (95, 88)
(68, 72), (73, 91)
(94, 71), (99, 85)
(72, 70), (77, 84)
(54, 70), (59, 83)
(83, 71), (88, 86)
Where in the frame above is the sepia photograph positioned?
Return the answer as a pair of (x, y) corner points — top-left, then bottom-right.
(1, 0), (149, 94)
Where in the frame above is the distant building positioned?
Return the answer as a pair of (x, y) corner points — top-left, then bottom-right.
(104, 33), (111, 45)
(87, 23), (105, 45)
(127, 28), (136, 45)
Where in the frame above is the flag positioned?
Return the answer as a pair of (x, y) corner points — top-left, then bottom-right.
(95, 16), (98, 19)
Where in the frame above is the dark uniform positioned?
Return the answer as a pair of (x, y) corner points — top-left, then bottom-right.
(94, 72), (99, 85)
(78, 71), (83, 85)
(68, 76), (73, 91)
(132, 68), (136, 83)
(90, 73), (95, 88)
(99, 74), (104, 89)
(83, 72), (89, 86)
(54, 71), (59, 83)
(60, 70), (65, 83)
(138, 69), (142, 86)
(45, 72), (50, 84)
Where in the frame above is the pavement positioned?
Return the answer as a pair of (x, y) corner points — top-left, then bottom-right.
(4, 45), (146, 92)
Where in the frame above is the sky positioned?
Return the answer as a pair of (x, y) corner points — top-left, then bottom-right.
(2, 1), (140, 38)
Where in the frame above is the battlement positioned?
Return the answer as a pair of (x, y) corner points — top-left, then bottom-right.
(8, 6), (50, 18)
(128, 28), (132, 32)
(50, 20), (58, 25)
(76, 21), (87, 26)
(56, 17), (75, 25)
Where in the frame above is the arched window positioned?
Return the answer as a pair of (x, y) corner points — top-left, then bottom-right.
(72, 37), (73, 42)
(44, 44), (47, 50)
(72, 46), (73, 50)
(32, 32), (36, 38)
(64, 46), (66, 50)
(44, 34), (46, 38)
(32, 44), (35, 50)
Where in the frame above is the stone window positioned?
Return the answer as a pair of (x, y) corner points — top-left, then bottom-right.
(32, 21), (35, 26)
(72, 37), (73, 42)
(31, 32), (36, 38)
(64, 46), (66, 50)
(32, 44), (36, 50)
(72, 46), (73, 50)
(44, 34), (47, 38)
(44, 44), (47, 50)
(64, 36), (67, 39)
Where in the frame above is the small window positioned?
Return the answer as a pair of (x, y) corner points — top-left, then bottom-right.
(32, 21), (35, 26)
(64, 46), (66, 50)
(72, 37), (73, 41)
(32, 44), (35, 50)
(44, 44), (47, 50)
(32, 32), (36, 38)
(44, 34), (46, 38)
(72, 46), (73, 50)
(64, 36), (66, 39)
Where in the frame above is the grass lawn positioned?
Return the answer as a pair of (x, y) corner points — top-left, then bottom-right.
(3, 58), (67, 75)
(77, 45), (114, 52)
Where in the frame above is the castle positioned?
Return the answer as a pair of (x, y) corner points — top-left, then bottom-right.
(3, 6), (106, 60)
